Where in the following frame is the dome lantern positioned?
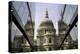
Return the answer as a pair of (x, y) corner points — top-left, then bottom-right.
(45, 8), (49, 18)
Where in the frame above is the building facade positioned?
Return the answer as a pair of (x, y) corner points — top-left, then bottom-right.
(12, 9), (77, 52)
(12, 18), (34, 52)
(58, 19), (73, 50)
(36, 9), (56, 51)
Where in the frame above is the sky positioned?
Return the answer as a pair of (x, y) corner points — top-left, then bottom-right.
(11, 2), (78, 42)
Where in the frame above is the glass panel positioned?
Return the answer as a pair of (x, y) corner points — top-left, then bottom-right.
(9, 1), (78, 52)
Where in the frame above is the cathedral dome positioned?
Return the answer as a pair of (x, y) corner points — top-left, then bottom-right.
(38, 9), (55, 32)
(39, 10), (54, 29)
(58, 19), (68, 32)
(24, 19), (34, 30)
(40, 18), (54, 27)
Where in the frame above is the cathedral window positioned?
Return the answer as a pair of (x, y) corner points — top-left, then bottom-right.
(44, 38), (46, 43)
(45, 29), (48, 34)
(49, 47), (52, 50)
(49, 38), (52, 43)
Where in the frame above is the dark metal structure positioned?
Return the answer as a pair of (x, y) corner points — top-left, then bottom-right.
(58, 4), (78, 49)
(8, 1), (34, 52)
(58, 14), (78, 49)
(9, 1), (78, 52)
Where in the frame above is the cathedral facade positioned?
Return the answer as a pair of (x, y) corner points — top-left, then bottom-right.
(36, 9), (56, 51)
(12, 9), (77, 52)
(12, 19), (34, 52)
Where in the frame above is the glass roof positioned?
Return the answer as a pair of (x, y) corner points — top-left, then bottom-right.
(11, 1), (78, 42)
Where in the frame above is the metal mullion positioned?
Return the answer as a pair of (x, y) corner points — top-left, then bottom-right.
(12, 13), (34, 50)
(9, 1), (13, 52)
(10, 2), (34, 51)
(58, 15), (78, 49)
(26, 2), (34, 51)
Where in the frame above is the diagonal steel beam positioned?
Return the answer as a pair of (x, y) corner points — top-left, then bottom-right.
(69, 7), (78, 27)
(26, 2), (34, 35)
(11, 13), (34, 51)
(11, 4), (24, 29)
(26, 2), (35, 51)
(9, 2), (34, 51)
(58, 15), (78, 49)
(61, 4), (66, 20)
